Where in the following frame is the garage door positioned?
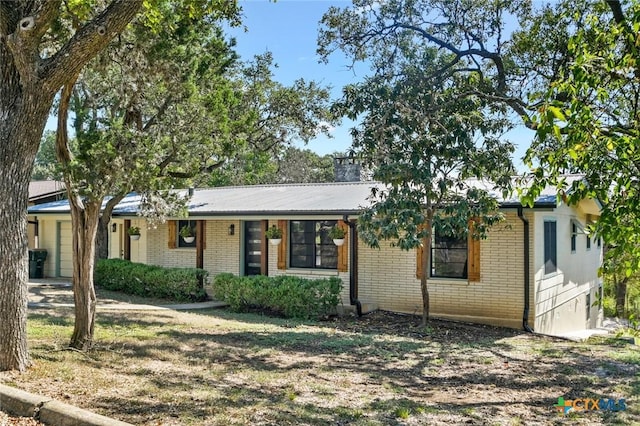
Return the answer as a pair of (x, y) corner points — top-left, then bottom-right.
(58, 221), (73, 278)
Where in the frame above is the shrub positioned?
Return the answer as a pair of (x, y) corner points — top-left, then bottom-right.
(95, 259), (207, 302)
(212, 273), (342, 319)
(603, 295), (617, 318)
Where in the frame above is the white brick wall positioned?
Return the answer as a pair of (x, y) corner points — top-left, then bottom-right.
(358, 212), (531, 329)
(146, 220), (240, 277)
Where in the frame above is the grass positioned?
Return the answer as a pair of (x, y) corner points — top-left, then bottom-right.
(1, 301), (639, 425)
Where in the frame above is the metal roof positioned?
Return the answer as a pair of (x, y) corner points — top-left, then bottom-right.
(27, 176), (593, 217)
(28, 182), (386, 217)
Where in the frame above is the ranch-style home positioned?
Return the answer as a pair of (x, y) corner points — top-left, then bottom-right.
(27, 175), (603, 337)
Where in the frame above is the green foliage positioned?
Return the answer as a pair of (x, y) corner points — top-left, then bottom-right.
(603, 295), (617, 318)
(328, 226), (345, 240)
(264, 226), (282, 239)
(319, 0), (519, 325)
(95, 259), (207, 302)
(523, 2), (640, 274)
(31, 131), (65, 181)
(212, 273), (342, 319)
(208, 146), (338, 185)
(127, 226), (141, 236)
(179, 225), (194, 238)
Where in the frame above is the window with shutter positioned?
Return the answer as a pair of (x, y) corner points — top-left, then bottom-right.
(289, 220), (338, 269)
(415, 222), (479, 281)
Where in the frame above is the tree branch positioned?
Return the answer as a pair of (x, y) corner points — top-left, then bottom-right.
(607, 0), (625, 24)
(56, 73), (85, 212)
(41, 0), (143, 92)
(394, 22), (508, 93)
(167, 160), (226, 179)
(5, 1), (61, 84)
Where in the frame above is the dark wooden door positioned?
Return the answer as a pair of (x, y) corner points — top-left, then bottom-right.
(244, 221), (263, 275)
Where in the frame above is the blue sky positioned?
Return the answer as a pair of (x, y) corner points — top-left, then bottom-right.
(45, 0), (534, 170)
(229, 0), (362, 157)
(230, 0), (535, 170)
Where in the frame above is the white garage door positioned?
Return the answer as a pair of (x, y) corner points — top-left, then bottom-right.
(58, 221), (73, 278)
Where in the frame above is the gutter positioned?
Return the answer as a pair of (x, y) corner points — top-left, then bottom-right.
(518, 207), (534, 332)
(343, 215), (362, 316)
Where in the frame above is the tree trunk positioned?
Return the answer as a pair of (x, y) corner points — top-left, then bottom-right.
(95, 194), (126, 261)
(69, 202), (101, 349)
(615, 275), (628, 318)
(1, 0), (143, 370)
(96, 217), (110, 261)
(57, 77), (103, 350)
(0, 40), (55, 371)
(420, 209), (434, 327)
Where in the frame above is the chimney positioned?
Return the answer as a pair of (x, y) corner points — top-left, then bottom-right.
(334, 157), (362, 182)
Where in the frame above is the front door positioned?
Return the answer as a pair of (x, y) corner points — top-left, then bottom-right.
(244, 221), (263, 275)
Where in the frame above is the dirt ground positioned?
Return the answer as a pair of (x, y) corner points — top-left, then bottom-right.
(0, 283), (637, 425)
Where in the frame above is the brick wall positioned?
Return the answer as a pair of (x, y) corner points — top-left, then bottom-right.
(146, 220), (240, 277)
(358, 212), (530, 329)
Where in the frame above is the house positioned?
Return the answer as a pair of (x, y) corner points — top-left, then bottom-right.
(27, 176), (603, 336)
(28, 180), (66, 250)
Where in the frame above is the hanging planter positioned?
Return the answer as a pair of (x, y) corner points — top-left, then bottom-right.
(329, 225), (346, 246)
(265, 225), (283, 245)
(269, 238), (282, 246)
(128, 226), (141, 241)
(179, 225), (195, 244)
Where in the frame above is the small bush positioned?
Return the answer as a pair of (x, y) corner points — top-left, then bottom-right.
(603, 295), (617, 318)
(95, 259), (207, 302)
(212, 273), (342, 319)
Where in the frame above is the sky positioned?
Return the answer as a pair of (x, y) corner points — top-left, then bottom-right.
(229, 0), (535, 171)
(44, 0), (535, 170)
(228, 0), (362, 157)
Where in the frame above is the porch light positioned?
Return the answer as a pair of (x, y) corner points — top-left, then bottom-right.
(228, 224), (235, 236)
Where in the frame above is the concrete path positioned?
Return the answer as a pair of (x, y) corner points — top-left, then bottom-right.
(27, 278), (227, 311)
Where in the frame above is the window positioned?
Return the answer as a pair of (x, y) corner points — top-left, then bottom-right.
(178, 220), (196, 248)
(431, 231), (468, 279)
(586, 234), (591, 250)
(597, 237), (602, 248)
(586, 293), (591, 321)
(289, 220), (337, 269)
(544, 220), (557, 274)
(598, 285), (603, 308)
(571, 223), (577, 253)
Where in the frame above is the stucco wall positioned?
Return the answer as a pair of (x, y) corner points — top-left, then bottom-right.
(533, 204), (602, 335)
(357, 211), (532, 329)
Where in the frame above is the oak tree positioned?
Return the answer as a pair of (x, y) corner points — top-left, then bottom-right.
(0, 0), (143, 372)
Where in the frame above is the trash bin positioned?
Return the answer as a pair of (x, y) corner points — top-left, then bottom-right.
(28, 249), (47, 279)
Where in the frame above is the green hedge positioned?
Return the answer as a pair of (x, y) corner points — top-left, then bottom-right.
(212, 273), (342, 319)
(94, 259), (208, 302)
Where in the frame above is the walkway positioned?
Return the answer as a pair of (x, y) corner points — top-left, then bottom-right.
(27, 278), (226, 311)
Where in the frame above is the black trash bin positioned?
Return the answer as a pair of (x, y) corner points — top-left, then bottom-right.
(28, 249), (47, 279)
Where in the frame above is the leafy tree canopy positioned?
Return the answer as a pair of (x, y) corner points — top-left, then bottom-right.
(523, 0), (640, 274)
